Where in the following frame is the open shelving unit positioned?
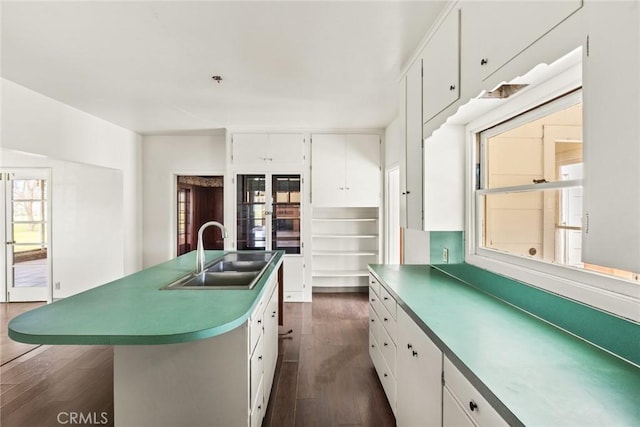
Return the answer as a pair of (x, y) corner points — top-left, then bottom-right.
(311, 207), (381, 290)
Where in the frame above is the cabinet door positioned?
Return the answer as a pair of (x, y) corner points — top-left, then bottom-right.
(399, 77), (409, 228)
(583, 1), (640, 272)
(396, 307), (442, 427)
(283, 255), (304, 293)
(311, 134), (346, 206)
(263, 285), (279, 406)
(422, 8), (460, 123)
(405, 59), (423, 229)
(345, 134), (380, 207)
(232, 134), (269, 166)
(268, 133), (305, 167)
(462, 0), (582, 82)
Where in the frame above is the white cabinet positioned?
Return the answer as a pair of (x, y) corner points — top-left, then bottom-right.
(422, 7), (460, 123)
(396, 306), (442, 427)
(402, 60), (424, 229)
(461, 0), (582, 83)
(368, 275), (398, 414)
(582, 1), (640, 273)
(312, 133), (381, 207)
(443, 357), (509, 427)
(263, 282), (279, 406)
(282, 255), (304, 302)
(232, 133), (305, 169)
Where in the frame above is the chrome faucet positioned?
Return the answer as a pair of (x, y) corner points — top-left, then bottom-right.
(196, 221), (229, 274)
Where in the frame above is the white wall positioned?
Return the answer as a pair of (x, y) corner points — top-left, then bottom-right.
(142, 134), (226, 267)
(384, 116), (401, 169)
(1, 78), (142, 298)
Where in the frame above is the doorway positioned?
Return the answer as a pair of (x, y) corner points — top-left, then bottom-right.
(1, 168), (51, 302)
(176, 176), (224, 256)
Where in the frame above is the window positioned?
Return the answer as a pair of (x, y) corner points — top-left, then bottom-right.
(474, 91), (639, 283)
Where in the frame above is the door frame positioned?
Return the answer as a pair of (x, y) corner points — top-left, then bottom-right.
(1, 167), (53, 303)
(385, 165), (401, 264)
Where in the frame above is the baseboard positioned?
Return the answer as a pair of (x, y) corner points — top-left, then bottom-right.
(312, 286), (368, 293)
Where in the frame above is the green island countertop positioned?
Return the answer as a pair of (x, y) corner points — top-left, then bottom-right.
(368, 264), (640, 427)
(8, 250), (283, 345)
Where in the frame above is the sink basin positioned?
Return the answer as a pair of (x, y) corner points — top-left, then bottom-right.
(162, 251), (277, 290)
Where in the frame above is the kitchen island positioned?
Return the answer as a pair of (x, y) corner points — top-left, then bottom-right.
(9, 250), (284, 427)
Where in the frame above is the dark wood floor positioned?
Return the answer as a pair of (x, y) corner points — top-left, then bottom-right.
(1, 294), (395, 427)
(1, 302), (45, 365)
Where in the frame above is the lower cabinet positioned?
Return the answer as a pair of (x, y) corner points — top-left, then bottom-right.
(442, 357), (508, 427)
(396, 306), (443, 427)
(368, 274), (510, 427)
(113, 272), (280, 427)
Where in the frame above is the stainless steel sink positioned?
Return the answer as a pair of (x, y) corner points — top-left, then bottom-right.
(162, 251), (277, 290)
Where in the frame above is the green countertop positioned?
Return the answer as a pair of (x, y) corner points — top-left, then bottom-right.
(8, 251), (283, 345)
(368, 264), (640, 427)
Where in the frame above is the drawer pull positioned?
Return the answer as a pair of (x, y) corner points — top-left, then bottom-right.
(480, 58), (488, 65)
(371, 318), (375, 323)
(383, 373), (388, 378)
(257, 319), (262, 324)
(383, 342), (388, 347)
(383, 317), (388, 322)
(258, 355), (263, 361)
(407, 343), (413, 349)
(383, 297), (389, 301)
(412, 350), (418, 357)
(469, 401), (478, 412)
(371, 344), (375, 348)
(371, 298), (376, 302)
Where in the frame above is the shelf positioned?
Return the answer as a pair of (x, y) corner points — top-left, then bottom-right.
(312, 250), (378, 256)
(312, 218), (377, 222)
(312, 270), (369, 277)
(312, 234), (378, 239)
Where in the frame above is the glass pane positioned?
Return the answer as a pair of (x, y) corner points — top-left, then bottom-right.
(485, 103), (583, 189)
(272, 175), (301, 254)
(12, 179), (46, 200)
(13, 223), (46, 248)
(482, 188), (583, 266)
(12, 201), (45, 222)
(237, 175), (266, 250)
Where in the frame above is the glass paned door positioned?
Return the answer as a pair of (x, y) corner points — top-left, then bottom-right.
(272, 175), (301, 254)
(237, 175), (267, 250)
(2, 169), (51, 302)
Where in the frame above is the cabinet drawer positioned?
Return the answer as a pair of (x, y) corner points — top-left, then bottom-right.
(370, 332), (396, 413)
(250, 374), (265, 427)
(380, 286), (397, 319)
(377, 319), (397, 378)
(368, 275), (381, 297)
(444, 357), (508, 427)
(250, 337), (264, 408)
(444, 386), (476, 427)
(250, 304), (264, 355)
(369, 304), (382, 345)
(369, 287), (383, 316)
(380, 306), (397, 346)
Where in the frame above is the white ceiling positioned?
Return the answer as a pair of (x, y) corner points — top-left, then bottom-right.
(1, 1), (446, 135)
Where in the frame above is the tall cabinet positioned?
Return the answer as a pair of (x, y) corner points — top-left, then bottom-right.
(311, 134), (382, 290)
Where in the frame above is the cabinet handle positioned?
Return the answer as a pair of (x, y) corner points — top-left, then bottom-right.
(258, 355), (263, 361)
(371, 344), (375, 348)
(401, 191), (411, 195)
(345, 187), (351, 190)
(412, 350), (418, 357)
(371, 298), (376, 302)
(480, 58), (488, 65)
(339, 186), (344, 190)
(407, 343), (413, 349)
(257, 319), (262, 324)
(383, 297), (388, 301)
(449, 84), (456, 91)
(383, 373), (388, 378)
(469, 401), (478, 412)
(383, 318), (388, 322)
(384, 342), (388, 347)
(371, 318), (375, 323)
(258, 405), (262, 411)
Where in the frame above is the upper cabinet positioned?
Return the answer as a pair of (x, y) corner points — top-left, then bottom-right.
(422, 8), (460, 123)
(461, 0), (583, 83)
(311, 134), (381, 208)
(582, 1), (640, 273)
(231, 133), (305, 170)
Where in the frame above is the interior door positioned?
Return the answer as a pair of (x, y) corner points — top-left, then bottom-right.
(2, 168), (51, 302)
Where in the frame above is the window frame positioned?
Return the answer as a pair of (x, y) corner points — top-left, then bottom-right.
(464, 77), (640, 322)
